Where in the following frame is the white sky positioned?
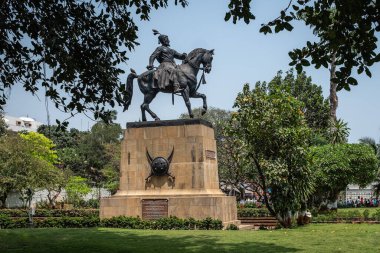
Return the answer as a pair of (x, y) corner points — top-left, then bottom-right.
(4, 0), (380, 143)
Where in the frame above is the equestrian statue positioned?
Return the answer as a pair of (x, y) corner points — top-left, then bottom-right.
(124, 29), (214, 121)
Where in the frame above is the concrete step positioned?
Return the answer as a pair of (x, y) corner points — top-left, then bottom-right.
(238, 224), (254, 230)
(239, 217), (277, 220)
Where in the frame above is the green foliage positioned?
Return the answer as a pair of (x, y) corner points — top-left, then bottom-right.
(328, 119), (350, 144)
(372, 209), (380, 221)
(268, 70), (330, 134)
(19, 132), (58, 164)
(310, 209), (380, 223)
(101, 143), (121, 194)
(1, 0), (188, 124)
(0, 134), (62, 207)
(237, 208), (272, 218)
(363, 209), (370, 220)
(180, 106), (231, 141)
(0, 214), (224, 229)
(65, 176), (91, 205)
(226, 1), (380, 90)
(309, 144), (378, 206)
(0, 209), (99, 218)
(0, 114), (6, 137)
(75, 122), (122, 187)
(38, 125), (80, 149)
(226, 224), (239, 230)
(101, 216), (223, 230)
(228, 82), (314, 227)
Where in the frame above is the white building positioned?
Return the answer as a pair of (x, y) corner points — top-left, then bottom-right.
(3, 115), (43, 132)
(343, 184), (376, 201)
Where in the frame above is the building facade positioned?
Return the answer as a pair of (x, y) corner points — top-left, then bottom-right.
(4, 115), (43, 132)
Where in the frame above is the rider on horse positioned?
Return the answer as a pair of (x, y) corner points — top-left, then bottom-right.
(147, 30), (187, 93)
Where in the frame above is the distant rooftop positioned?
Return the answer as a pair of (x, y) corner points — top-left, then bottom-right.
(3, 115), (43, 132)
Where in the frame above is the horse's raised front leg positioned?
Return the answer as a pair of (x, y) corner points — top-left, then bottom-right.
(141, 92), (160, 121)
(191, 91), (207, 115)
(181, 88), (193, 118)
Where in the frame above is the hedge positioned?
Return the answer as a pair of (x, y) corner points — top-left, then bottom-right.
(237, 208), (271, 217)
(312, 209), (380, 223)
(0, 209), (99, 218)
(0, 215), (223, 230)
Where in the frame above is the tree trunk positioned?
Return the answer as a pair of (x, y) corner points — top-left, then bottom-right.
(329, 53), (338, 122)
(0, 192), (7, 208)
(276, 212), (293, 228)
(47, 187), (62, 209)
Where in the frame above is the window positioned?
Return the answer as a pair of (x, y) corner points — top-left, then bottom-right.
(16, 121), (22, 126)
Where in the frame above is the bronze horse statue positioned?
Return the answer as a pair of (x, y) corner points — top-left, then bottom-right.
(124, 48), (214, 121)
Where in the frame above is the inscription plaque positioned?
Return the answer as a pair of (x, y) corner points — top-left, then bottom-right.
(205, 150), (216, 160)
(142, 199), (168, 220)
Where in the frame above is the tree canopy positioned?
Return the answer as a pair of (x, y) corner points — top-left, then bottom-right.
(0, 133), (60, 208)
(228, 82), (313, 227)
(1, 0), (379, 123)
(228, 0), (380, 91)
(309, 143), (378, 207)
(268, 70), (330, 136)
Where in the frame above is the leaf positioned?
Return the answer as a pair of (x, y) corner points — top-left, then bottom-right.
(284, 22), (293, 31)
(295, 64), (303, 73)
(347, 77), (358, 86)
(275, 24), (282, 33)
(301, 59), (310, 66)
(224, 12), (231, 21)
(365, 67), (372, 78)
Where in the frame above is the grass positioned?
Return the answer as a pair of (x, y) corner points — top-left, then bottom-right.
(1, 224), (380, 253)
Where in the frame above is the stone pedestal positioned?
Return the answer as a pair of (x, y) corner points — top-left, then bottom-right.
(100, 119), (238, 226)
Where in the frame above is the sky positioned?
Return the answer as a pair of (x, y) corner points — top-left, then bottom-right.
(4, 0), (380, 143)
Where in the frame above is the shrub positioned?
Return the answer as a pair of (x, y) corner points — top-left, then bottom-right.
(363, 209), (370, 220)
(226, 224), (239, 230)
(237, 208), (271, 217)
(0, 212), (224, 230)
(372, 209), (380, 221)
(0, 209), (99, 218)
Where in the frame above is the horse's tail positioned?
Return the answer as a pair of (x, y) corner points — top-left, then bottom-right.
(123, 68), (138, 111)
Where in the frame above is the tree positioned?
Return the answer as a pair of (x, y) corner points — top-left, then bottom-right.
(268, 70), (330, 138)
(1, 0), (188, 124)
(359, 137), (380, 158)
(228, 0), (380, 91)
(19, 132), (58, 164)
(38, 125), (80, 149)
(228, 82), (314, 228)
(359, 137), (380, 198)
(18, 132), (60, 207)
(65, 176), (91, 206)
(0, 133), (58, 208)
(309, 144), (378, 208)
(76, 122), (121, 187)
(2, 1), (379, 124)
(102, 143), (121, 195)
(0, 113), (6, 137)
(328, 118), (350, 144)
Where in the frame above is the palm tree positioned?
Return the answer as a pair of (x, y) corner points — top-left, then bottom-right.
(328, 118), (350, 144)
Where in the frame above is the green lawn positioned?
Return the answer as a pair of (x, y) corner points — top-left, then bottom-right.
(1, 224), (380, 253)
